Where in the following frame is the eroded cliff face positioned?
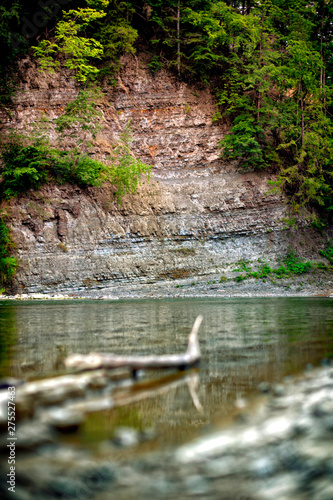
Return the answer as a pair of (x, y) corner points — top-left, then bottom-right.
(1, 55), (290, 293)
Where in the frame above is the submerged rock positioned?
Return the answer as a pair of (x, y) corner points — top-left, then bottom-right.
(0, 377), (24, 389)
(16, 422), (56, 449)
(2, 366), (333, 500)
(113, 427), (140, 448)
(41, 408), (84, 432)
(258, 381), (271, 393)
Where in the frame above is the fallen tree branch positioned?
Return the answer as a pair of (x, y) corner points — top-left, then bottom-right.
(65, 316), (203, 372)
(65, 371), (203, 416)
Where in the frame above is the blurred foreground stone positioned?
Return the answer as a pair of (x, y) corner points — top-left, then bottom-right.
(0, 366), (332, 499)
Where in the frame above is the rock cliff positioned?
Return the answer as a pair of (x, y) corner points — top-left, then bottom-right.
(1, 55), (291, 294)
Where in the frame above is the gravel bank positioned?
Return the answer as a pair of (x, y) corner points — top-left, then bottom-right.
(98, 365), (333, 500)
(1, 272), (333, 300)
(1, 365), (332, 500)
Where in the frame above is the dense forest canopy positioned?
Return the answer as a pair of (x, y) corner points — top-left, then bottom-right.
(0, 0), (333, 221)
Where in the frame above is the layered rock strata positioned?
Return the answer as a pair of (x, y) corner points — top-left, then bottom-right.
(0, 55), (288, 293)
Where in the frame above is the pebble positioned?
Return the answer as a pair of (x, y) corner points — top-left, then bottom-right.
(113, 427), (140, 448)
(235, 397), (247, 409)
(251, 456), (277, 478)
(322, 416), (333, 431)
(312, 399), (333, 417)
(41, 408), (84, 431)
(115, 466), (142, 487)
(79, 464), (115, 491)
(144, 477), (177, 497)
(1, 273), (331, 302)
(184, 474), (210, 495)
(2, 366), (333, 500)
(204, 456), (244, 478)
(292, 415), (313, 436)
(48, 477), (90, 499)
(140, 427), (157, 441)
(272, 384), (285, 396)
(255, 474), (297, 499)
(258, 381), (271, 393)
(16, 422), (55, 449)
(312, 479), (333, 500)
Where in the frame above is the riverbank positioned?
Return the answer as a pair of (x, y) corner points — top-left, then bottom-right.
(2, 271), (333, 300)
(107, 364), (333, 500)
(1, 364), (332, 500)
(0, 296), (332, 499)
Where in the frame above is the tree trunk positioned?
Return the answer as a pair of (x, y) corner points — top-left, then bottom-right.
(177, 0), (180, 77)
(257, 11), (264, 123)
(301, 92), (304, 149)
(320, 16), (324, 89)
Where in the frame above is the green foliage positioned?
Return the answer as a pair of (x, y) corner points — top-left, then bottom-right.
(138, 0), (333, 216)
(33, 0), (139, 82)
(98, 22), (137, 73)
(215, 1), (333, 213)
(97, 0), (138, 73)
(232, 252), (313, 283)
(49, 150), (106, 188)
(283, 252), (312, 274)
(33, 1), (108, 82)
(0, 1), (21, 56)
(0, 138), (142, 196)
(0, 217), (17, 288)
(259, 263), (272, 278)
(0, 1), (29, 109)
(104, 122), (151, 203)
(0, 120), (150, 204)
(2, 0), (333, 219)
(71, 155), (105, 187)
(233, 260), (252, 272)
(0, 144), (49, 198)
(148, 55), (164, 75)
(319, 240), (333, 264)
(273, 266), (287, 279)
(221, 115), (268, 170)
(234, 274), (246, 282)
(55, 88), (103, 148)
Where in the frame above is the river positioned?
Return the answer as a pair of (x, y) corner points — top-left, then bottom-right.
(0, 297), (332, 452)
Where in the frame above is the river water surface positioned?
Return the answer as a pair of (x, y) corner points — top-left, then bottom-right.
(0, 297), (332, 452)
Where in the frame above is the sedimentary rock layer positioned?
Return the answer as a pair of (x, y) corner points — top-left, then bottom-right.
(0, 55), (288, 293)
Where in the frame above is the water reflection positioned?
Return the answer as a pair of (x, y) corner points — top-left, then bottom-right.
(0, 305), (16, 378)
(0, 297), (332, 447)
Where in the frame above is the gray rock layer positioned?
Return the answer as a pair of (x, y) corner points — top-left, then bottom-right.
(0, 55), (290, 293)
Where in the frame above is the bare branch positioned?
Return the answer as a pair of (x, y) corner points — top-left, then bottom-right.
(65, 316), (203, 372)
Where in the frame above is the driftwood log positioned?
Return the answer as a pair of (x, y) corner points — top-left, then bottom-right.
(65, 315), (203, 372)
(0, 318), (203, 428)
(65, 371), (203, 416)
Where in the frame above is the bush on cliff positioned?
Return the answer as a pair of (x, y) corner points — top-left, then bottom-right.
(0, 142), (102, 197)
(0, 217), (17, 289)
(0, 142), (110, 196)
(103, 122), (151, 203)
(0, 123), (150, 202)
(0, 144), (49, 198)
